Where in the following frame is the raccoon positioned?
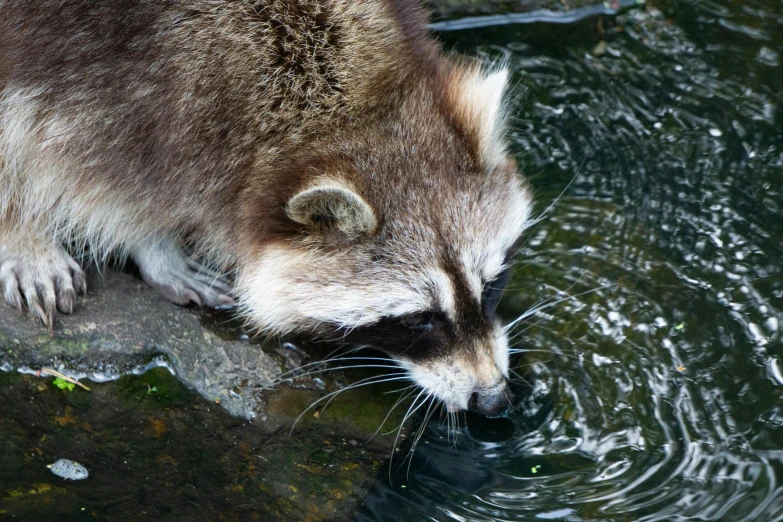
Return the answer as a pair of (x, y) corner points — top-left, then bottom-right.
(0, 0), (532, 416)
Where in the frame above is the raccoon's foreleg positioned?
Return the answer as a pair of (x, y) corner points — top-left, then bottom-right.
(131, 236), (233, 308)
(0, 236), (87, 332)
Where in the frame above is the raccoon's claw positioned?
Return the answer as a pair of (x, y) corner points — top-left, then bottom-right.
(133, 237), (234, 309)
(0, 244), (87, 332)
(146, 274), (233, 309)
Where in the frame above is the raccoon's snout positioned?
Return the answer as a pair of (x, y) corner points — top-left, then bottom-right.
(406, 341), (513, 417)
(467, 380), (513, 417)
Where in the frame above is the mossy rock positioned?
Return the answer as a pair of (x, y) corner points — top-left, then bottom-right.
(0, 269), (281, 421)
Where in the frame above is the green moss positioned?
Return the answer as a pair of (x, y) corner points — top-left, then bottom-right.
(322, 385), (405, 435)
(114, 367), (191, 409)
(265, 378), (409, 439)
(35, 338), (90, 357)
(52, 378), (75, 391)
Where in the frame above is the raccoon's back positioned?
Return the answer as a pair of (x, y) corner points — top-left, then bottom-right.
(0, 0), (431, 230)
(0, 0), (353, 157)
(0, 0), (429, 138)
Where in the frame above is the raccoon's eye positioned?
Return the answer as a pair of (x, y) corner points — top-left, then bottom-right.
(399, 312), (435, 331)
(482, 265), (513, 314)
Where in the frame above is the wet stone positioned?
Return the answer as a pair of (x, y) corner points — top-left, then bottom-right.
(0, 268), (281, 421)
(48, 459), (89, 481)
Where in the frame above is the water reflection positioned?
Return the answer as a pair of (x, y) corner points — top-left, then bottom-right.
(359, 0), (783, 519)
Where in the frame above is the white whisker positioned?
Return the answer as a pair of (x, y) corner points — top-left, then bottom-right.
(271, 363), (404, 385)
(388, 389), (429, 484)
(289, 373), (409, 434)
(367, 386), (417, 443)
(273, 354), (408, 381)
(504, 278), (616, 332)
(524, 157), (585, 229)
(405, 396), (439, 478)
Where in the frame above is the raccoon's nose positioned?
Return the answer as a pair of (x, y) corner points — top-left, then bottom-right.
(467, 381), (513, 417)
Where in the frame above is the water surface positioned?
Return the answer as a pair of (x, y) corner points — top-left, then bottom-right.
(360, 1), (783, 520)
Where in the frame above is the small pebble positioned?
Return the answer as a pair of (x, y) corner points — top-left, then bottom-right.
(48, 459), (89, 480)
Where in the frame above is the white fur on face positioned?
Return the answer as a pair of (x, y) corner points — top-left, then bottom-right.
(238, 245), (434, 334)
(426, 267), (457, 321)
(479, 181), (533, 283)
(406, 357), (474, 412)
(450, 62), (534, 284)
(239, 239), (483, 333)
(493, 326), (510, 378)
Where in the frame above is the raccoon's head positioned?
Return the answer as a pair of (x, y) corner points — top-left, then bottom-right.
(240, 65), (532, 417)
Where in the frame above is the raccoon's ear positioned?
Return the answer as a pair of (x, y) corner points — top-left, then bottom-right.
(452, 66), (510, 166)
(286, 182), (377, 239)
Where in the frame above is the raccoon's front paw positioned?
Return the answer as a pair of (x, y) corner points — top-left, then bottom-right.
(132, 238), (234, 308)
(0, 244), (87, 330)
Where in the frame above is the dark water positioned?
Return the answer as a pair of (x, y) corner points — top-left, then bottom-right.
(360, 1), (783, 520)
(0, 366), (404, 521)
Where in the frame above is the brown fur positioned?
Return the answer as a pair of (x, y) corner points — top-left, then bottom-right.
(0, 0), (452, 258)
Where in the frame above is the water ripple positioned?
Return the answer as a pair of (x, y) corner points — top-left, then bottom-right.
(358, 1), (783, 520)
